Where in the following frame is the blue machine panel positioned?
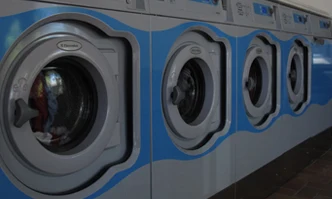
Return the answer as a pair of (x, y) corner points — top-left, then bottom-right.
(191, 0), (219, 6)
(253, 3), (272, 17)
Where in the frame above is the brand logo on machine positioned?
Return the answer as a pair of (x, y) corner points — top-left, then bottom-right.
(57, 41), (82, 51)
(256, 48), (263, 54)
(190, 47), (202, 55)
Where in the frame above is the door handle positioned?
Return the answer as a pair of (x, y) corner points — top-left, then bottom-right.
(14, 98), (39, 128)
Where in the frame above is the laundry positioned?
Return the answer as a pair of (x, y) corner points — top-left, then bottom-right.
(41, 72), (58, 133)
(30, 71), (60, 145)
(29, 73), (49, 133)
(34, 126), (71, 146)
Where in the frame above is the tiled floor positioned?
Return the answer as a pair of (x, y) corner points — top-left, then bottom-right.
(267, 149), (332, 199)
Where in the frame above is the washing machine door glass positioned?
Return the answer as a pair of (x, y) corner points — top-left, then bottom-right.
(289, 54), (302, 94)
(287, 44), (306, 113)
(247, 58), (263, 106)
(28, 58), (97, 153)
(172, 59), (205, 124)
(290, 58), (297, 91)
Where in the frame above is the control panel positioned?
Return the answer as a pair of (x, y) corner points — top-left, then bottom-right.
(279, 5), (310, 34)
(310, 15), (332, 38)
(253, 3), (274, 17)
(230, 0), (279, 30)
(149, 0), (227, 23)
(36, 0), (149, 13)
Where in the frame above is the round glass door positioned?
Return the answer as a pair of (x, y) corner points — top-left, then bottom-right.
(242, 39), (274, 128)
(289, 54), (302, 94)
(162, 43), (219, 150)
(290, 57), (298, 92)
(287, 43), (306, 113)
(171, 59), (206, 125)
(247, 58), (263, 107)
(28, 58), (98, 153)
(0, 23), (122, 194)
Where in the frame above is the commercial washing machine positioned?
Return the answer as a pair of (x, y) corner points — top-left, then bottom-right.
(0, 0), (150, 198)
(275, 3), (314, 153)
(149, 0), (236, 198)
(229, 0), (283, 182)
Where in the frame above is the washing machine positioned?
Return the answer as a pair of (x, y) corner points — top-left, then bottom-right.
(0, 0), (150, 198)
(276, 4), (315, 151)
(229, 0), (283, 182)
(150, 0), (236, 198)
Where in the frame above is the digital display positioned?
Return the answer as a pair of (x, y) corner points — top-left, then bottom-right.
(253, 3), (272, 17)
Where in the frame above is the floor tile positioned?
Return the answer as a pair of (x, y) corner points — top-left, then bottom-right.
(267, 193), (295, 199)
(277, 187), (297, 196)
(283, 177), (308, 191)
(294, 186), (320, 199)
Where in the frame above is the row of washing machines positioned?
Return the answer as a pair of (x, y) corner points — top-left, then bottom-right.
(0, 0), (332, 198)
